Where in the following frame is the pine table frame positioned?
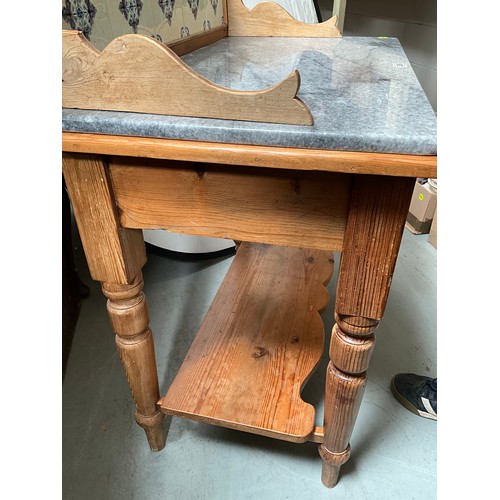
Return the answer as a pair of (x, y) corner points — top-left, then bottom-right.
(62, 131), (436, 487)
(62, 0), (436, 487)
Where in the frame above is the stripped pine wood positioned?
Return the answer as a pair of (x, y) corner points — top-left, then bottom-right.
(108, 158), (351, 252)
(63, 152), (164, 450)
(167, 25), (228, 57)
(62, 153), (146, 285)
(102, 274), (165, 451)
(62, 132), (438, 179)
(319, 175), (416, 487)
(62, 30), (313, 125)
(160, 242), (334, 442)
(335, 175), (416, 320)
(227, 0), (341, 37)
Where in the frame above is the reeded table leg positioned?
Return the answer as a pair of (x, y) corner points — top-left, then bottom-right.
(62, 153), (165, 451)
(320, 315), (376, 485)
(102, 273), (165, 450)
(319, 175), (415, 487)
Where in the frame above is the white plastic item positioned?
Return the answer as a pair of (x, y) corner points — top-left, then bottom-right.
(143, 230), (235, 254)
(427, 178), (437, 194)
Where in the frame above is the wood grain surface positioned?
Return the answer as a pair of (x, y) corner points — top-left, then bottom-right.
(167, 25), (228, 57)
(62, 153), (146, 284)
(227, 0), (341, 37)
(335, 175), (416, 320)
(109, 158), (351, 251)
(160, 242), (334, 442)
(62, 30), (313, 125)
(62, 132), (438, 178)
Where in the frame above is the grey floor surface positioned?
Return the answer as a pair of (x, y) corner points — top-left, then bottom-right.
(63, 228), (437, 500)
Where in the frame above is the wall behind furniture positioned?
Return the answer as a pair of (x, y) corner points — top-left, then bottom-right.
(61, 0), (224, 51)
(319, 0), (437, 111)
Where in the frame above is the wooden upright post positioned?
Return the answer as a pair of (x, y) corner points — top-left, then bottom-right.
(62, 153), (165, 450)
(102, 274), (165, 450)
(319, 175), (415, 486)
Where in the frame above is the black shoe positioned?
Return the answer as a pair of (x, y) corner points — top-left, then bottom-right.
(391, 373), (437, 420)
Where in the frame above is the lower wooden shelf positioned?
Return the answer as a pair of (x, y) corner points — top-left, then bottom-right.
(159, 242), (334, 443)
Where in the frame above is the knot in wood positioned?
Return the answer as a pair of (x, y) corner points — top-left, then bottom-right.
(252, 346), (268, 359)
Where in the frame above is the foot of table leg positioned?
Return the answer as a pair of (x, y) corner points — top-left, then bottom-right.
(102, 272), (165, 451)
(319, 315), (377, 487)
(319, 442), (351, 487)
(135, 411), (166, 451)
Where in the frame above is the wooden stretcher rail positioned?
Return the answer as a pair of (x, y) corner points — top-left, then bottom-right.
(62, 132), (438, 178)
(108, 158), (351, 252)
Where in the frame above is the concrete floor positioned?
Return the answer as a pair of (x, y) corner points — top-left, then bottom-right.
(63, 228), (436, 500)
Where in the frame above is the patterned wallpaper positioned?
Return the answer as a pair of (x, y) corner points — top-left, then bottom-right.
(62, 0), (225, 50)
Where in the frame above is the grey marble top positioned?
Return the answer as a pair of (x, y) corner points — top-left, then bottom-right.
(62, 36), (437, 155)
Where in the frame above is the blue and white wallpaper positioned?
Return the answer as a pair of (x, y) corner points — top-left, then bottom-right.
(62, 0), (224, 50)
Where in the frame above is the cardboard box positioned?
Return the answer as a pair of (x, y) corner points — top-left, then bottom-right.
(427, 211), (437, 248)
(405, 180), (437, 235)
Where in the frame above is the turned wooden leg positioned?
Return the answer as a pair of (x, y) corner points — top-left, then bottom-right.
(319, 315), (376, 486)
(102, 272), (165, 451)
(319, 175), (415, 487)
(63, 153), (165, 450)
